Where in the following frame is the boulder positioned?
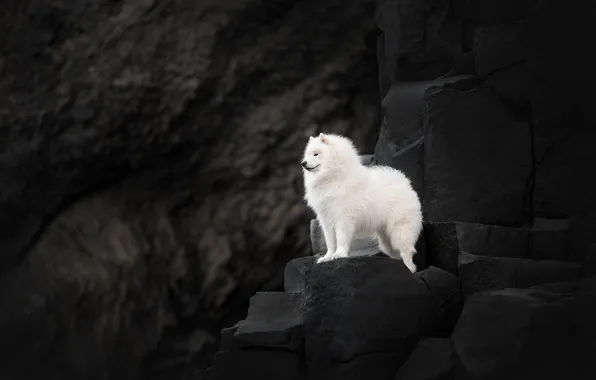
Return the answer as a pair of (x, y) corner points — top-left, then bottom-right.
(394, 338), (454, 380)
(286, 256), (442, 374)
(452, 276), (596, 380)
(458, 252), (583, 298)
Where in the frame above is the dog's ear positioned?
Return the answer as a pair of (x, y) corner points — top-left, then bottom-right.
(319, 133), (329, 144)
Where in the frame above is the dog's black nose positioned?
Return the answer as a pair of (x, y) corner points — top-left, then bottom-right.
(301, 161), (307, 167)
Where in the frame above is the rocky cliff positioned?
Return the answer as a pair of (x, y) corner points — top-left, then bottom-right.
(0, 1), (379, 379)
(208, 0), (596, 379)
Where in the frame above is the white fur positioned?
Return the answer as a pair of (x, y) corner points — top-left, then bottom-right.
(301, 133), (422, 272)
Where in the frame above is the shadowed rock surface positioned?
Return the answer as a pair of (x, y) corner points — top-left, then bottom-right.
(0, 1), (380, 379)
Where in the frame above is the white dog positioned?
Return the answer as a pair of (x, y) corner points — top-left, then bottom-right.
(302, 133), (422, 272)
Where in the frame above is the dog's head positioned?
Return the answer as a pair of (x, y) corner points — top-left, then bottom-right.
(301, 133), (332, 174)
(302, 132), (361, 176)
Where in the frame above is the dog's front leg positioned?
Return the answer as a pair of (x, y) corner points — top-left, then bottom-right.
(316, 218), (337, 263)
(318, 221), (354, 262)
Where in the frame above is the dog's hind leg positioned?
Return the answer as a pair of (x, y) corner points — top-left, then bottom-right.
(376, 230), (393, 257)
(386, 219), (421, 273)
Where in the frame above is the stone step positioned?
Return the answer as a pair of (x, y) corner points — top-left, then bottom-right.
(458, 252), (583, 298)
(424, 219), (575, 276)
(225, 292), (304, 351)
(456, 219), (571, 260)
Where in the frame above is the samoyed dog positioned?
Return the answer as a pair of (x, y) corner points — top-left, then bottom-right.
(302, 133), (422, 272)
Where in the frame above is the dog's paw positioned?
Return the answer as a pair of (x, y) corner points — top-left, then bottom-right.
(316, 252), (348, 264)
(316, 255), (332, 264)
(330, 252), (348, 260)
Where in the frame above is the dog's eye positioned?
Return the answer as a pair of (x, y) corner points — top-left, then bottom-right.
(314, 153), (319, 156)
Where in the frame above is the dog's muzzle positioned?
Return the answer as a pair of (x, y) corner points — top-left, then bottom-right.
(301, 161), (318, 171)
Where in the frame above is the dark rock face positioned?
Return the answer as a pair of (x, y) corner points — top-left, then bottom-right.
(375, 0), (463, 85)
(375, 0), (595, 229)
(374, 76), (476, 199)
(423, 85), (533, 225)
(210, 0), (593, 379)
(369, 0), (595, 376)
(210, 0), (595, 378)
(0, 1), (380, 379)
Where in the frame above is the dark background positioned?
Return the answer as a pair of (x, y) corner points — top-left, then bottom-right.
(0, 0), (594, 379)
